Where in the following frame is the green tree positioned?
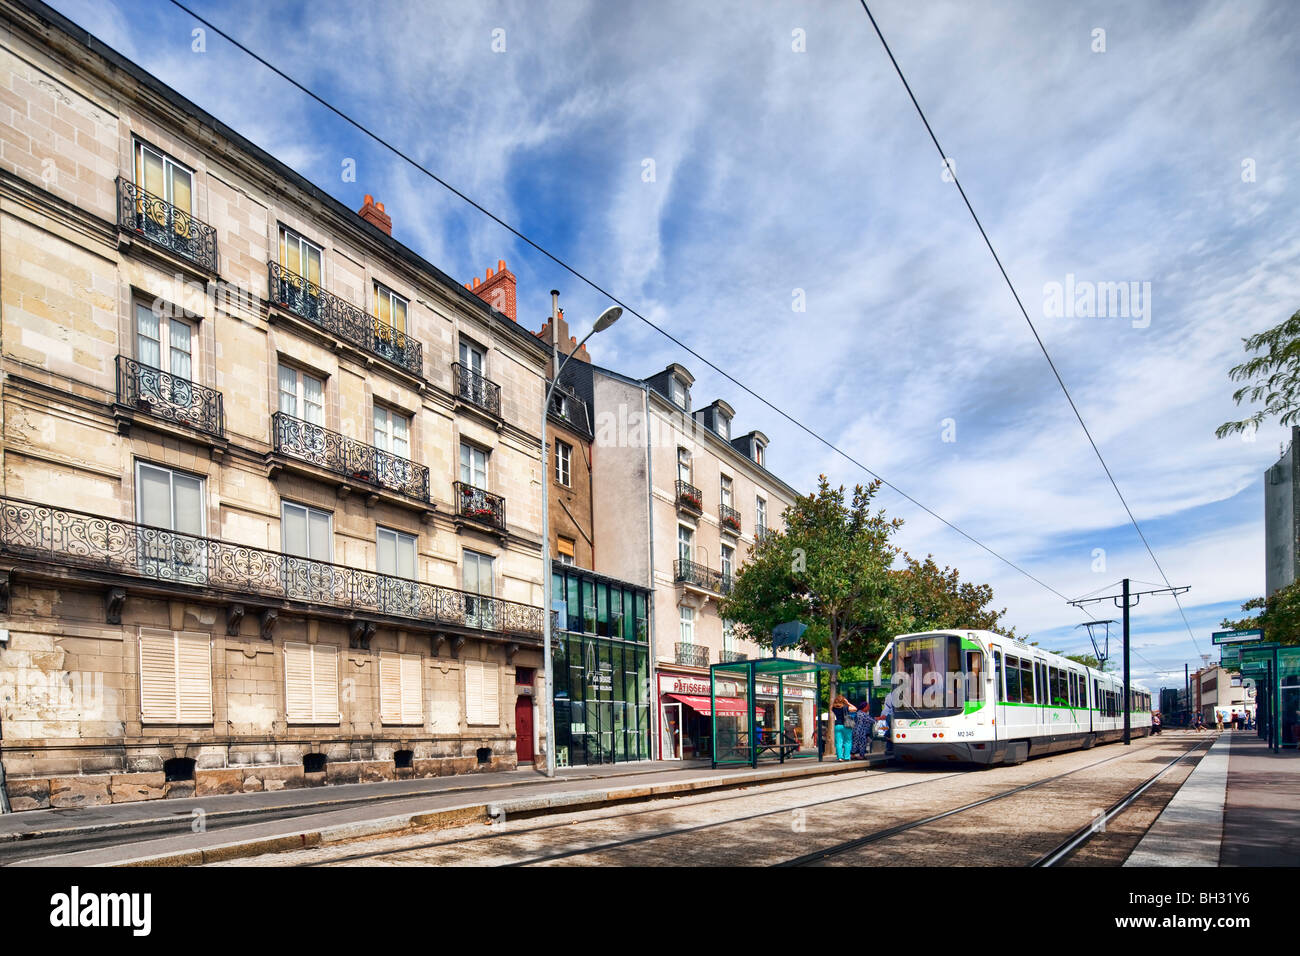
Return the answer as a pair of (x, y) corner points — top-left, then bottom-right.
(719, 476), (902, 755)
(1221, 583), (1300, 645)
(890, 553), (1017, 639)
(1216, 307), (1300, 437)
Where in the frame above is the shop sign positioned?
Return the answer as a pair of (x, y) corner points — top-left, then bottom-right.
(658, 674), (739, 698)
(588, 662), (613, 691)
(756, 683), (813, 699)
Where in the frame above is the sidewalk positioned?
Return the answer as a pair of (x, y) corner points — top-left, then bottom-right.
(1, 753), (882, 866)
(1125, 731), (1299, 867)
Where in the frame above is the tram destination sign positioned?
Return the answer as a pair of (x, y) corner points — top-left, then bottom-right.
(1212, 629), (1264, 646)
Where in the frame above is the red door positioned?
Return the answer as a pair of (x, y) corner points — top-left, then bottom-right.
(516, 695), (534, 764)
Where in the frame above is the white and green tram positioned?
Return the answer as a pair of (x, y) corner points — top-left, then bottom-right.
(882, 630), (1152, 766)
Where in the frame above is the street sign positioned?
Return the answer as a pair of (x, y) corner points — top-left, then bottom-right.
(1212, 629), (1264, 645)
(771, 621), (807, 649)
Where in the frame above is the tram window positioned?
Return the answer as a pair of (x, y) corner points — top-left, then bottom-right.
(1021, 660), (1035, 704)
(1069, 673), (1077, 707)
(1005, 656), (1020, 702)
(994, 651), (1004, 703)
(966, 651), (984, 702)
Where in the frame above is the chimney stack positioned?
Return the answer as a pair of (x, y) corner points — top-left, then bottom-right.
(465, 259), (517, 322)
(357, 193), (392, 236)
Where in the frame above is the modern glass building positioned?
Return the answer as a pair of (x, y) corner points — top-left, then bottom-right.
(551, 562), (654, 765)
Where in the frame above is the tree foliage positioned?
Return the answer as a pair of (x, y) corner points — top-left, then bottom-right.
(891, 553), (1016, 640)
(1216, 308), (1300, 437)
(1220, 583), (1300, 646)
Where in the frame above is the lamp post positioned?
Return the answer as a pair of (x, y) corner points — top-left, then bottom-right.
(541, 304), (621, 778)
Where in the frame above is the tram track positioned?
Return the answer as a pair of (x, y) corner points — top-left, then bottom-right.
(778, 735), (1211, 867)
(286, 763), (970, 867)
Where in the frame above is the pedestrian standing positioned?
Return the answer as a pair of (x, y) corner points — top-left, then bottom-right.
(831, 694), (856, 761)
(850, 696), (872, 757)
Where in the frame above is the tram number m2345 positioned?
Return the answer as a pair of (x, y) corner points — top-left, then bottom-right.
(956, 731), (975, 738)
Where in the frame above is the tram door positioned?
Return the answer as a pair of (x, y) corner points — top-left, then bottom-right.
(993, 651), (1004, 742)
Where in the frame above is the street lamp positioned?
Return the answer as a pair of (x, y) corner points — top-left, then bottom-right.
(541, 304), (621, 778)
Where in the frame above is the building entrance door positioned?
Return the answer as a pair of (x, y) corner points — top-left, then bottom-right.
(660, 702), (683, 760)
(516, 695), (534, 764)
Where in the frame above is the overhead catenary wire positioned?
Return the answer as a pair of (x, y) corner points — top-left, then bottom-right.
(163, 0), (1077, 606)
(855, 1), (1202, 658)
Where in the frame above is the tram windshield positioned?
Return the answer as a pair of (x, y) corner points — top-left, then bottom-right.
(893, 633), (971, 717)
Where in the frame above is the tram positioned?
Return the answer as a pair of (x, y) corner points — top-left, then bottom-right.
(881, 630), (1152, 765)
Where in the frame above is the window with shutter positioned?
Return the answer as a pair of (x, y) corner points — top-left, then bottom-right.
(465, 660), (499, 726)
(380, 651), (424, 725)
(285, 642), (339, 723)
(139, 628), (211, 723)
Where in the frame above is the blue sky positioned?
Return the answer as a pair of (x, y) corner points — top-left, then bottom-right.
(50, 0), (1300, 690)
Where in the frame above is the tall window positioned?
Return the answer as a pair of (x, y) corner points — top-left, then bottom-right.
(373, 282), (408, 335)
(459, 339), (486, 375)
(465, 660), (500, 726)
(379, 651), (423, 726)
(377, 527), (417, 579)
(136, 462), (204, 537)
(722, 619), (735, 655)
(716, 411), (731, 439)
(284, 642), (339, 724)
(679, 605), (695, 644)
(670, 376), (687, 409)
(754, 443), (765, 467)
(677, 525), (693, 565)
(139, 628), (212, 724)
(282, 502), (332, 562)
(555, 439), (572, 486)
(720, 474), (733, 508)
(279, 226), (322, 286)
(134, 140), (192, 212)
(720, 543), (734, 582)
(460, 442), (488, 489)
(277, 364), (324, 425)
(136, 302), (193, 379)
(677, 447), (691, 483)
(373, 406), (410, 458)
(755, 496), (768, 534)
(463, 549), (494, 627)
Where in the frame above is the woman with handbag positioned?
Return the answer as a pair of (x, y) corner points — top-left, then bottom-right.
(832, 694), (857, 761)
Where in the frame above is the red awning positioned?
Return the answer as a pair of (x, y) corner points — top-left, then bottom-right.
(668, 693), (748, 717)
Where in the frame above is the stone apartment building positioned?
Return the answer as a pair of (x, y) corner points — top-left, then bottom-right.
(566, 359), (811, 761)
(0, 0), (551, 811)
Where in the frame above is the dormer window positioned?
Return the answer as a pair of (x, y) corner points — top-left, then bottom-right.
(670, 377), (687, 408)
(754, 442), (765, 467)
(716, 411), (731, 439)
(551, 391), (569, 418)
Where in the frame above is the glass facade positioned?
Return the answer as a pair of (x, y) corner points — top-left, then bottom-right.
(551, 565), (652, 765)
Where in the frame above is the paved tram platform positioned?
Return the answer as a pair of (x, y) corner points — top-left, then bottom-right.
(1125, 731), (1299, 867)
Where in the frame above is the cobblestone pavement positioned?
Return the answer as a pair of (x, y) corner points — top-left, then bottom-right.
(219, 733), (1209, 867)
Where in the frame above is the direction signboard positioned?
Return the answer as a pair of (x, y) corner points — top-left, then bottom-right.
(771, 621), (808, 649)
(1212, 629), (1264, 646)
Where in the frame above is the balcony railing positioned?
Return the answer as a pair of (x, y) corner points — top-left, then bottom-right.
(116, 355), (224, 439)
(676, 479), (703, 513)
(271, 412), (429, 504)
(720, 649), (748, 663)
(117, 178), (218, 273)
(674, 558), (732, 595)
(452, 363), (502, 417)
(719, 503), (742, 535)
(675, 642), (710, 667)
(454, 481), (506, 532)
(0, 498), (543, 636)
(547, 384), (590, 434)
(267, 262), (423, 378)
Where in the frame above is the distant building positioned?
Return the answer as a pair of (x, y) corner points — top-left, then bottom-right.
(1265, 425), (1300, 596)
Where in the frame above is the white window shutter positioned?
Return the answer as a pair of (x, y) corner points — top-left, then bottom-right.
(139, 628), (177, 721)
(465, 660), (483, 725)
(285, 642), (314, 722)
(482, 662), (499, 726)
(312, 644), (339, 722)
(400, 654), (423, 725)
(379, 652), (403, 724)
(176, 632), (212, 723)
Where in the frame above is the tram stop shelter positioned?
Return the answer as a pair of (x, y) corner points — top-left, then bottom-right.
(1230, 644), (1300, 752)
(710, 657), (839, 769)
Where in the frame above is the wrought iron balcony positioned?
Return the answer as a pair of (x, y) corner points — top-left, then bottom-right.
(675, 642), (711, 668)
(452, 363), (502, 417)
(453, 481), (506, 532)
(267, 262), (423, 378)
(674, 558), (731, 595)
(720, 649), (748, 663)
(676, 479), (703, 513)
(116, 355), (224, 439)
(117, 178), (219, 273)
(719, 503), (742, 535)
(0, 498), (543, 636)
(271, 412), (429, 504)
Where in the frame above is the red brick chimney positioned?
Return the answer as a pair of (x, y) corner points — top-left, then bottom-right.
(357, 194), (392, 235)
(465, 259), (517, 322)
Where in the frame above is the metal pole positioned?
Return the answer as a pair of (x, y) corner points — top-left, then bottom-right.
(1122, 578), (1131, 745)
